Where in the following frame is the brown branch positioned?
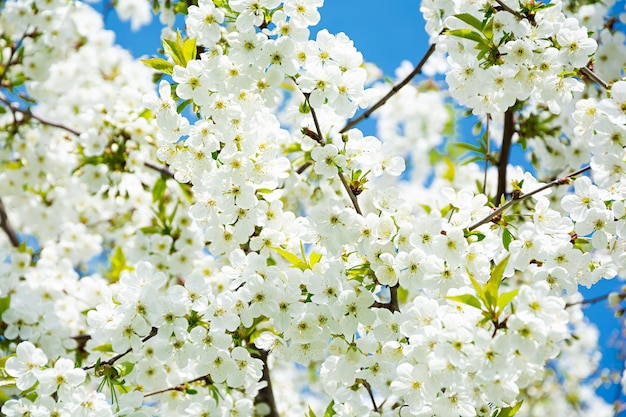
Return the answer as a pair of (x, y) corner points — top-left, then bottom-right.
(254, 349), (279, 417)
(372, 284), (400, 312)
(0, 93), (81, 136)
(468, 165), (591, 231)
(0, 31), (33, 86)
(483, 114), (491, 195)
(338, 170), (362, 215)
(339, 42), (437, 134)
(305, 94), (363, 215)
(143, 375), (210, 398)
(496, 108), (514, 204)
(565, 292), (612, 308)
(360, 379), (379, 413)
(143, 161), (175, 179)
(580, 66), (609, 90)
(494, 0), (525, 21)
(0, 199), (19, 247)
(83, 327), (158, 371)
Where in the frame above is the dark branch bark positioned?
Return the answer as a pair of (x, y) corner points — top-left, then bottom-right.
(143, 161), (175, 179)
(496, 108), (514, 204)
(254, 349), (279, 417)
(83, 327), (158, 370)
(0, 199), (20, 247)
(469, 165), (591, 231)
(339, 42), (437, 134)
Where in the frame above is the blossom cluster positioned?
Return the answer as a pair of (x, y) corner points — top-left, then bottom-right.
(0, 0), (625, 416)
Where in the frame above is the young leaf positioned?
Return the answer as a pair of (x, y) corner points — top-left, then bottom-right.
(163, 36), (187, 67)
(115, 362), (135, 378)
(273, 247), (308, 271)
(502, 228), (513, 251)
(468, 273), (487, 305)
(453, 13), (484, 31)
(446, 294), (483, 310)
(92, 343), (114, 353)
(323, 400), (336, 417)
(309, 251), (322, 268)
(140, 57), (174, 75)
(497, 401), (523, 417)
(497, 289), (519, 312)
(446, 29), (486, 45)
(183, 37), (197, 62)
(152, 176), (167, 203)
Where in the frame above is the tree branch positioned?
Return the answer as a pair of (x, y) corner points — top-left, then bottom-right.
(339, 42), (437, 134)
(496, 108), (514, 204)
(0, 199), (20, 247)
(468, 165), (591, 231)
(143, 375), (211, 398)
(580, 66), (609, 90)
(254, 349), (279, 417)
(143, 161), (175, 179)
(83, 327), (158, 371)
(494, 0), (525, 21)
(0, 93), (81, 136)
(305, 94), (363, 215)
(565, 292), (612, 308)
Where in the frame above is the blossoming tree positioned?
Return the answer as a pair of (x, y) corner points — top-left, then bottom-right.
(1, 0), (626, 415)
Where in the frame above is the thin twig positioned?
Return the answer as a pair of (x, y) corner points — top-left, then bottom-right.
(468, 165), (591, 231)
(143, 161), (175, 179)
(83, 327), (158, 371)
(496, 108), (514, 204)
(580, 67), (609, 90)
(338, 171), (362, 215)
(361, 379), (379, 413)
(565, 292), (612, 308)
(339, 42), (437, 134)
(0, 30), (32, 86)
(306, 94), (363, 215)
(0, 94), (81, 136)
(494, 0), (525, 21)
(143, 375), (210, 398)
(0, 199), (19, 247)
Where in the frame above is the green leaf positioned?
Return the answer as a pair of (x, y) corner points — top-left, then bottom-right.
(445, 294), (482, 310)
(454, 142), (483, 153)
(497, 289), (519, 312)
(497, 401), (523, 417)
(163, 32), (188, 67)
(92, 343), (114, 353)
(323, 400), (336, 417)
(446, 29), (486, 45)
(273, 247), (308, 271)
(140, 57), (174, 75)
(177, 99), (193, 114)
(491, 255), (509, 286)
(109, 247), (129, 283)
(306, 406), (318, 417)
(152, 176), (167, 203)
(468, 273), (486, 305)
(115, 362), (135, 378)
(183, 37), (197, 62)
(483, 16), (495, 40)
(453, 13), (484, 31)
(0, 378), (16, 389)
(502, 228), (513, 251)
(309, 252), (322, 268)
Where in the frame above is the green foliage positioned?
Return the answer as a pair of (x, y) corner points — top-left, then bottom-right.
(494, 401), (523, 417)
(446, 256), (518, 330)
(273, 242), (322, 272)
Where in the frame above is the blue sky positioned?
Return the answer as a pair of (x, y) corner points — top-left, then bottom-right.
(99, 0), (626, 411)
